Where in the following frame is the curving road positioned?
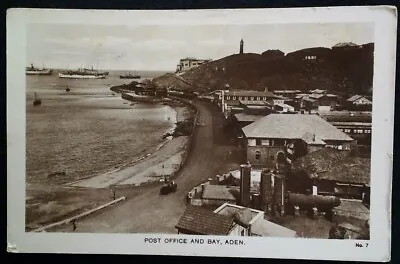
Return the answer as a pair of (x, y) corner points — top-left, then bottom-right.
(52, 99), (244, 233)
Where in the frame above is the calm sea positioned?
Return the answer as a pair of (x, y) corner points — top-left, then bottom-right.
(26, 70), (176, 184)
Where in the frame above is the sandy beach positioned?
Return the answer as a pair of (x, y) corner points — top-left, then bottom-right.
(26, 99), (195, 230)
(66, 106), (193, 188)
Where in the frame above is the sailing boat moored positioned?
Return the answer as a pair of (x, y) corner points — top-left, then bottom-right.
(33, 92), (42, 106)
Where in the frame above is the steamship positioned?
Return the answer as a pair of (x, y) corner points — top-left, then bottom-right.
(120, 71), (141, 79)
(26, 64), (53, 75)
(58, 67), (107, 79)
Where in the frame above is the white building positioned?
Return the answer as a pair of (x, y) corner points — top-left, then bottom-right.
(176, 57), (211, 73)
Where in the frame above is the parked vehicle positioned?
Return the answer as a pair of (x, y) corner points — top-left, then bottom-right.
(160, 180), (177, 195)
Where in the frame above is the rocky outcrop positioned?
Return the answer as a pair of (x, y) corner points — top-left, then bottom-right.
(153, 43), (374, 97)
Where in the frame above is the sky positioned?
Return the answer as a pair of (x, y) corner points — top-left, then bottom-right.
(26, 23), (374, 71)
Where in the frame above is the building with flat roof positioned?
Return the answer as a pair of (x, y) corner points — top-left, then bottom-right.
(213, 203), (297, 237)
(176, 57), (211, 73)
(242, 114), (356, 168)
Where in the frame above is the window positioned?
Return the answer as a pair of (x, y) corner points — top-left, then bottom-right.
(239, 96), (243, 100)
(233, 96), (236, 100)
(250, 97), (254, 101)
(274, 139), (285, 146)
(255, 151), (261, 160)
(365, 129), (371, 133)
(344, 129), (351, 133)
(227, 96), (231, 100)
(248, 139), (256, 146)
(256, 139), (262, 145)
(244, 97), (248, 100)
(263, 97), (267, 100)
(261, 139), (270, 146)
(257, 96), (261, 100)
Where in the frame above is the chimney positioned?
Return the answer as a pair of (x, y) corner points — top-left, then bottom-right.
(252, 193), (260, 210)
(239, 163), (252, 207)
(260, 169), (273, 213)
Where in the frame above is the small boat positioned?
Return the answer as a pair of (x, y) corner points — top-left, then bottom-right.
(33, 92), (41, 106)
(26, 64), (53, 75)
(120, 71), (141, 79)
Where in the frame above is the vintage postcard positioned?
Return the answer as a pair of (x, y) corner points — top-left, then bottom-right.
(7, 6), (396, 261)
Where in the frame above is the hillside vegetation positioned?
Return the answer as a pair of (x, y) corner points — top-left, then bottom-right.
(153, 43), (374, 96)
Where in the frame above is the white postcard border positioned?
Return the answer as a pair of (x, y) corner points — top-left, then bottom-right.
(7, 6), (396, 262)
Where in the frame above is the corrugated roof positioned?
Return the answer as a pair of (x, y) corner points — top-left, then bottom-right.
(175, 206), (234, 235)
(347, 95), (363, 102)
(242, 114), (354, 142)
(330, 122), (372, 127)
(292, 148), (370, 185)
(202, 185), (237, 201)
(274, 90), (302, 94)
(225, 90), (276, 97)
(239, 100), (269, 106)
(234, 113), (263, 122)
(318, 157), (371, 185)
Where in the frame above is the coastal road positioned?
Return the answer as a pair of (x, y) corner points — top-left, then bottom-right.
(52, 99), (244, 233)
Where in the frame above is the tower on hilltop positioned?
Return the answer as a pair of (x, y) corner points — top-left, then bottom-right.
(240, 39), (244, 54)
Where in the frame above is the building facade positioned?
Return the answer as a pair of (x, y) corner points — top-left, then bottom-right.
(176, 57), (211, 73)
(242, 114), (356, 168)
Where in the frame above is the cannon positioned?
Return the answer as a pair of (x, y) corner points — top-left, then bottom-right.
(160, 181), (177, 195)
(287, 193), (341, 210)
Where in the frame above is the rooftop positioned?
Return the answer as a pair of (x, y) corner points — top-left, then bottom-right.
(239, 100), (270, 106)
(347, 95), (372, 103)
(275, 103), (295, 109)
(273, 90), (302, 94)
(242, 114), (354, 142)
(251, 217), (297, 237)
(175, 206), (234, 235)
(202, 185), (237, 201)
(309, 89), (327, 94)
(292, 148), (370, 185)
(333, 199), (370, 221)
(330, 122), (372, 127)
(234, 113), (264, 122)
(333, 42), (359, 48)
(214, 203), (262, 225)
(224, 90), (276, 98)
(213, 203), (297, 237)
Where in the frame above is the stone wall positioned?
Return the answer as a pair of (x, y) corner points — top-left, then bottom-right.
(246, 145), (285, 168)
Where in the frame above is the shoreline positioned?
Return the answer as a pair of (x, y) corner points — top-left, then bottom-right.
(26, 93), (195, 229)
(64, 95), (195, 188)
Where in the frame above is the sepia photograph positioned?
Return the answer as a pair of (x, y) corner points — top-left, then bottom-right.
(7, 6), (395, 261)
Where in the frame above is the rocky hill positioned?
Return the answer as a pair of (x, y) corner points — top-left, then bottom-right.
(153, 42), (374, 96)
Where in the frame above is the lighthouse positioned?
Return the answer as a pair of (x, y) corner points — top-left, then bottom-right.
(239, 39), (244, 54)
